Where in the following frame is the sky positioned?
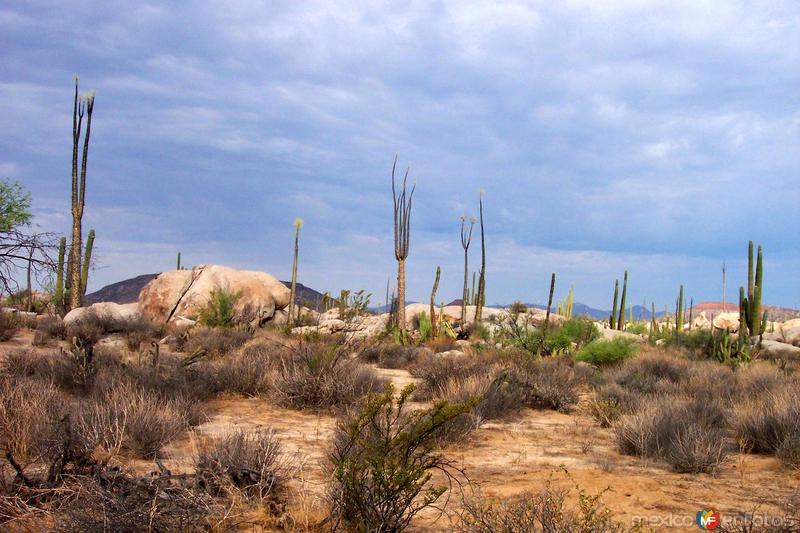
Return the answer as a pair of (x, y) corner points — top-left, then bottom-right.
(2, 1), (799, 310)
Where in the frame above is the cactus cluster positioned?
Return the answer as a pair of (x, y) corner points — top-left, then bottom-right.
(609, 271), (628, 330)
(556, 285), (574, 320)
(739, 241), (766, 337)
(54, 230), (94, 314)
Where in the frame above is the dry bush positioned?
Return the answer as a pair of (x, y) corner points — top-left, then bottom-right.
(0, 312), (19, 342)
(120, 315), (165, 351)
(460, 484), (631, 532)
(197, 429), (287, 505)
(615, 395), (728, 473)
(33, 315), (66, 346)
(411, 352), (496, 401)
(183, 326), (251, 358)
(104, 385), (192, 458)
(0, 377), (66, 464)
(731, 387), (800, 465)
(360, 342), (423, 369)
(514, 357), (582, 412)
(270, 340), (385, 411)
(55, 471), (222, 532)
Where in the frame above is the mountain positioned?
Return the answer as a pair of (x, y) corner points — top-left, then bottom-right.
(280, 281), (327, 311)
(84, 274), (158, 305)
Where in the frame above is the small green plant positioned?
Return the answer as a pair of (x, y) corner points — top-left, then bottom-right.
(329, 383), (474, 531)
(575, 337), (639, 365)
(338, 289), (371, 321)
(625, 322), (647, 335)
(418, 310), (432, 342)
(198, 286), (243, 327)
(509, 301), (528, 314)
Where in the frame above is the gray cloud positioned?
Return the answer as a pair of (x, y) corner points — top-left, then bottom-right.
(1, 0), (798, 308)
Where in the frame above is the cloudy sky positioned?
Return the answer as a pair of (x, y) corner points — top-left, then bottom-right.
(2, 1), (799, 310)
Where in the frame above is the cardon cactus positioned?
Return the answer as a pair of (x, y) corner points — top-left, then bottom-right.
(739, 241), (764, 337)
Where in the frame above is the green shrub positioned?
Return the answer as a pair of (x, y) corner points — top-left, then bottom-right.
(198, 286), (242, 327)
(545, 317), (600, 354)
(625, 322), (648, 335)
(575, 337), (639, 365)
(329, 384), (474, 531)
(418, 311), (432, 342)
(666, 329), (712, 354)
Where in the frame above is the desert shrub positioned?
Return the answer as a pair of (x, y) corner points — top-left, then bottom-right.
(0, 312), (19, 342)
(424, 336), (460, 353)
(509, 301), (527, 314)
(418, 311), (432, 342)
(120, 315), (165, 351)
(183, 326), (251, 358)
(612, 352), (692, 395)
(212, 351), (273, 397)
(57, 472), (221, 532)
(575, 337), (639, 365)
(460, 484), (630, 532)
(103, 385), (191, 458)
(410, 352), (498, 401)
(32, 315), (66, 345)
(731, 387), (800, 460)
(0, 377), (66, 463)
(546, 317), (601, 353)
(197, 429), (286, 504)
(271, 339), (385, 410)
(625, 322), (648, 335)
(360, 342), (422, 369)
(513, 357), (582, 412)
(328, 384), (473, 531)
(198, 286), (243, 327)
(615, 396), (728, 473)
(666, 329), (713, 355)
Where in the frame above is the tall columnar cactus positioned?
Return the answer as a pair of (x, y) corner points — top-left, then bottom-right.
(391, 156), (415, 334)
(610, 279), (619, 330)
(740, 241), (764, 337)
(287, 218), (303, 329)
(566, 286), (574, 320)
(474, 191), (486, 327)
(79, 229), (95, 300)
(617, 271), (628, 331)
(430, 266), (440, 339)
(688, 297), (693, 331)
(675, 285), (684, 332)
(54, 237), (66, 314)
(177, 251), (182, 270)
(470, 271), (477, 305)
(650, 302), (657, 335)
(459, 216), (475, 325)
(69, 76), (96, 310)
(739, 286), (747, 336)
(544, 273), (556, 334)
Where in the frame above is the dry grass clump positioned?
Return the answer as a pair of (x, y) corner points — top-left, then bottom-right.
(270, 339), (385, 411)
(459, 484), (631, 532)
(183, 326), (252, 358)
(0, 312), (19, 342)
(0, 377), (65, 464)
(615, 395), (728, 473)
(32, 315), (66, 346)
(731, 386), (800, 468)
(513, 357), (582, 412)
(359, 342), (425, 369)
(197, 429), (287, 506)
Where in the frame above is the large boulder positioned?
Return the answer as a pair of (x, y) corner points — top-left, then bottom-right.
(759, 339), (800, 360)
(712, 312), (740, 332)
(64, 302), (140, 326)
(138, 264), (291, 326)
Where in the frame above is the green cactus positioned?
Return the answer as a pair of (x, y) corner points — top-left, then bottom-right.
(79, 229), (95, 300)
(177, 251), (182, 270)
(650, 302), (657, 339)
(675, 285), (684, 332)
(430, 266), (440, 339)
(617, 271), (628, 331)
(610, 279), (619, 330)
(54, 237), (66, 314)
(740, 241), (764, 337)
